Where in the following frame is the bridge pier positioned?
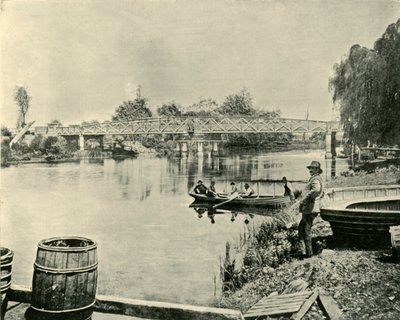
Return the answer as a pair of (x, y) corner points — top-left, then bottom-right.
(211, 142), (219, 156)
(325, 131), (337, 159)
(79, 134), (85, 151)
(180, 142), (188, 157)
(197, 142), (204, 155)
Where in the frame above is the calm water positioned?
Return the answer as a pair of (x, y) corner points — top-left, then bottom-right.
(0, 149), (349, 306)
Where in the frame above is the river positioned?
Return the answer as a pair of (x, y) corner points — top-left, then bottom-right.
(0, 149), (349, 306)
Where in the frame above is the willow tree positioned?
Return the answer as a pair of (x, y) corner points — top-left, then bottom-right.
(14, 86), (31, 129)
(329, 19), (400, 147)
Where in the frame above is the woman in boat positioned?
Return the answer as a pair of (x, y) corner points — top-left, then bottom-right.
(298, 161), (324, 258)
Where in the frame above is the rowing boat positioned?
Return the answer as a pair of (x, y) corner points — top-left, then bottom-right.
(320, 184), (400, 238)
(188, 192), (291, 209)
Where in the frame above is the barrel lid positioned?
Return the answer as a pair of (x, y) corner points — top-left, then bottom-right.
(38, 236), (97, 252)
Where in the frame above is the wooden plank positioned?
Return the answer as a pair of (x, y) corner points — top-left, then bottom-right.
(245, 306), (300, 315)
(249, 299), (305, 308)
(95, 294), (245, 320)
(317, 292), (343, 320)
(290, 289), (319, 320)
(248, 294), (311, 307)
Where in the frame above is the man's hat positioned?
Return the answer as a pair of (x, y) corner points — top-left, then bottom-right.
(197, 180), (203, 184)
(244, 183), (249, 187)
(230, 182), (235, 185)
(306, 161), (323, 174)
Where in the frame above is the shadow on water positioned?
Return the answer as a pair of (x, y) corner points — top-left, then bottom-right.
(190, 201), (275, 224)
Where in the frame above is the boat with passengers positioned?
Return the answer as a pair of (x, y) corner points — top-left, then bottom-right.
(188, 191), (292, 210)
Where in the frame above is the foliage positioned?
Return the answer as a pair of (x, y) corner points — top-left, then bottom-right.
(1, 141), (11, 166)
(112, 97), (152, 121)
(256, 109), (281, 118)
(81, 120), (100, 126)
(14, 86), (31, 129)
(138, 135), (175, 157)
(157, 102), (182, 117)
(329, 19), (400, 147)
(48, 119), (62, 126)
(217, 88), (256, 116)
(43, 136), (68, 155)
(1, 126), (12, 137)
(29, 134), (45, 154)
(309, 132), (325, 142)
(184, 97), (219, 116)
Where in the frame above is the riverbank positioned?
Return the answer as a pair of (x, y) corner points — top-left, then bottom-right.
(215, 166), (400, 319)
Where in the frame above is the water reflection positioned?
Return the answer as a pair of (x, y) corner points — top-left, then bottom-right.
(190, 202), (274, 225)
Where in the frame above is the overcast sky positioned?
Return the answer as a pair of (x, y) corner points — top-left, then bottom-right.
(1, 0), (399, 127)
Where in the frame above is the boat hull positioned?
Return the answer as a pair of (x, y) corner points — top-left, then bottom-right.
(321, 185), (400, 238)
(188, 192), (291, 209)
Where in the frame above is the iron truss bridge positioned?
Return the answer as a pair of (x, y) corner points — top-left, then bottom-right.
(39, 117), (341, 136)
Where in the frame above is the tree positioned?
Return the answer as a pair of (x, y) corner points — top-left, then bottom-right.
(329, 19), (400, 147)
(1, 126), (12, 137)
(257, 109), (281, 118)
(217, 88), (256, 116)
(184, 97), (219, 116)
(43, 136), (68, 155)
(157, 102), (182, 117)
(112, 97), (152, 121)
(14, 86), (31, 129)
(373, 19), (400, 145)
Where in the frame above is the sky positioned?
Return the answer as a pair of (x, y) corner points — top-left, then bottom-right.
(1, 0), (400, 127)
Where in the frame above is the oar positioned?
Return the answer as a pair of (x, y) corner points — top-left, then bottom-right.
(213, 192), (240, 209)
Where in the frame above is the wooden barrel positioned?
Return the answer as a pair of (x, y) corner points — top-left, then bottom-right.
(390, 226), (400, 261)
(31, 236), (98, 313)
(0, 247), (13, 293)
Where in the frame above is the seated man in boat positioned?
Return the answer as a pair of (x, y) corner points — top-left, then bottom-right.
(207, 179), (218, 197)
(240, 183), (255, 198)
(230, 182), (238, 194)
(194, 180), (208, 195)
(282, 177), (295, 201)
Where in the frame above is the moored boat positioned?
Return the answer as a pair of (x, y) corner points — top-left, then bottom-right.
(188, 192), (291, 209)
(320, 185), (400, 238)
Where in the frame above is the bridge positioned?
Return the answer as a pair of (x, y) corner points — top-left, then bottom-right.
(18, 117), (341, 158)
(36, 117), (340, 135)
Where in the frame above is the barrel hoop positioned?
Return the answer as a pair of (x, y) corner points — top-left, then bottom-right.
(30, 299), (96, 313)
(0, 271), (12, 280)
(0, 261), (13, 268)
(0, 283), (11, 291)
(0, 250), (14, 261)
(34, 262), (98, 274)
(37, 246), (97, 253)
(38, 237), (97, 252)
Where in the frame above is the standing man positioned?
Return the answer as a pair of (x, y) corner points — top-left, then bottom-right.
(298, 161), (324, 258)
